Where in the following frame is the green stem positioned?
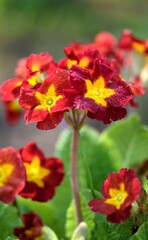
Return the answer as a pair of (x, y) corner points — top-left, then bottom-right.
(71, 126), (83, 224)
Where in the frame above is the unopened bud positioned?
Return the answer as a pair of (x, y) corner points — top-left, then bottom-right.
(71, 222), (88, 240)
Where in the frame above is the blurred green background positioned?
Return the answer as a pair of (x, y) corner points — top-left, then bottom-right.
(1, 0), (148, 71)
(0, 0), (148, 151)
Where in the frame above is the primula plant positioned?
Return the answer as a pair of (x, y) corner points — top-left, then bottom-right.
(0, 29), (148, 240)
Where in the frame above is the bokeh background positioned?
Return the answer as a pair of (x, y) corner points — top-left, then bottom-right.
(0, 0), (148, 154)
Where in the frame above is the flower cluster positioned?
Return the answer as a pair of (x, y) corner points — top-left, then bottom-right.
(0, 30), (147, 237)
(0, 142), (64, 203)
(2, 30), (147, 129)
(89, 168), (141, 223)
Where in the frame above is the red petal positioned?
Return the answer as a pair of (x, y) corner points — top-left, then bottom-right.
(89, 198), (115, 215)
(107, 206), (131, 224)
(36, 111), (64, 130)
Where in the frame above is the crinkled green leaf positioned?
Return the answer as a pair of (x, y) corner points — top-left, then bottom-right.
(101, 114), (148, 168)
(130, 222), (148, 240)
(16, 197), (56, 227)
(65, 195), (95, 239)
(91, 214), (133, 240)
(0, 202), (22, 239)
(52, 113), (148, 238)
(54, 125), (115, 237)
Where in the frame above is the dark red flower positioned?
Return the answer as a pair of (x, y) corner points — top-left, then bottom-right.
(89, 168), (141, 223)
(70, 56), (133, 124)
(14, 212), (43, 240)
(19, 142), (64, 202)
(0, 147), (26, 203)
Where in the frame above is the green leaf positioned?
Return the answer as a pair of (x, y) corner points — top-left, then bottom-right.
(101, 114), (148, 168)
(53, 121), (130, 236)
(78, 126), (119, 191)
(0, 202), (22, 239)
(16, 196), (56, 227)
(91, 214), (133, 240)
(65, 195), (95, 239)
(53, 125), (112, 237)
(52, 113), (148, 237)
(130, 222), (148, 240)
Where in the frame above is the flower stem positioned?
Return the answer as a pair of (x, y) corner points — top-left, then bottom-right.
(71, 126), (83, 224)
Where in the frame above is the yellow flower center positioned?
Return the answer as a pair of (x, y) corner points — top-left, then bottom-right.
(84, 76), (115, 106)
(105, 183), (128, 210)
(24, 156), (50, 187)
(67, 57), (90, 69)
(15, 80), (22, 87)
(28, 72), (47, 87)
(8, 99), (22, 111)
(0, 163), (14, 187)
(67, 59), (78, 69)
(79, 57), (90, 68)
(25, 228), (34, 237)
(32, 63), (40, 72)
(35, 84), (63, 112)
(132, 42), (145, 54)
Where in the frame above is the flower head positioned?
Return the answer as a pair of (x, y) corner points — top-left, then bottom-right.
(19, 68), (74, 130)
(25, 52), (55, 88)
(58, 48), (99, 70)
(119, 29), (148, 54)
(0, 147), (26, 203)
(70, 56), (133, 124)
(14, 212), (43, 240)
(3, 99), (23, 124)
(0, 78), (24, 124)
(89, 168), (141, 223)
(19, 142), (64, 202)
(0, 58), (28, 124)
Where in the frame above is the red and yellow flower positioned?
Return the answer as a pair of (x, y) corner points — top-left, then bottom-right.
(70, 56), (133, 124)
(14, 212), (43, 240)
(19, 68), (74, 130)
(119, 29), (148, 54)
(0, 58), (29, 124)
(0, 53), (56, 124)
(58, 48), (99, 70)
(118, 29), (148, 95)
(3, 99), (23, 124)
(0, 77), (24, 124)
(25, 52), (55, 88)
(19, 142), (64, 202)
(0, 147), (26, 203)
(89, 168), (141, 223)
(64, 32), (124, 66)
